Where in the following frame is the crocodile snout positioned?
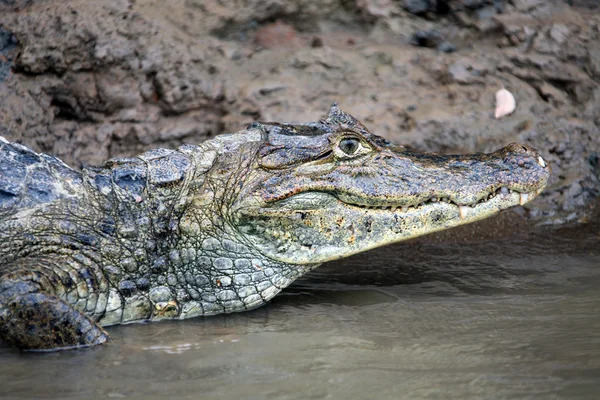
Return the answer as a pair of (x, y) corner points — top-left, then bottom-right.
(504, 142), (550, 171)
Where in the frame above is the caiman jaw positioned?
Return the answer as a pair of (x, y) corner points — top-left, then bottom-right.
(338, 185), (542, 219)
(237, 149), (549, 265)
(332, 143), (550, 223)
(233, 106), (551, 265)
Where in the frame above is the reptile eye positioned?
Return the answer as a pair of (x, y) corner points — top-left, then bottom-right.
(339, 138), (360, 155)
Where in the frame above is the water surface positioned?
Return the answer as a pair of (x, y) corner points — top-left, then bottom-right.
(1, 223), (599, 399)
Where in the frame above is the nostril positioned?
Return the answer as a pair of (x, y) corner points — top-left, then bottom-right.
(504, 143), (548, 169)
(508, 143), (529, 153)
(506, 142), (535, 156)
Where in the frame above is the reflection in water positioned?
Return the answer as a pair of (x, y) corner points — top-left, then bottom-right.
(143, 338), (241, 355)
(1, 223), (599, 399)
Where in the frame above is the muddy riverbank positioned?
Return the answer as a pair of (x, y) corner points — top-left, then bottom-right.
(1, 0), (599, 224)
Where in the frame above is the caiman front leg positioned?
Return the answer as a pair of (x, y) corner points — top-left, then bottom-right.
(0, 258), (109, 351)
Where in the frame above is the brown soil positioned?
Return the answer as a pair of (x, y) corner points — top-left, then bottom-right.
(0, 0), (599, 224)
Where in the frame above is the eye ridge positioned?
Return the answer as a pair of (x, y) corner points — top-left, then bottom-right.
(339, 137), (361, 155)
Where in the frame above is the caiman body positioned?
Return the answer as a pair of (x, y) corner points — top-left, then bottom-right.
(0, 106), (550, 350)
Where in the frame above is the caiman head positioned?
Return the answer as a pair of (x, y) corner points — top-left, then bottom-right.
(227, 105), (551, 265)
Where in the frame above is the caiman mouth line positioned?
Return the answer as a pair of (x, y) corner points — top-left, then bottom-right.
(336, 186), (542, 219)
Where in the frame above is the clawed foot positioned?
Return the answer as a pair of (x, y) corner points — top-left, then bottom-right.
(0, 292), (109, 351)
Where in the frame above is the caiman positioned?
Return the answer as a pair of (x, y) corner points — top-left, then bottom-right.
(0, 105), (550, 350)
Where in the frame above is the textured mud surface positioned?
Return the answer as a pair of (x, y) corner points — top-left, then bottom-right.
(0, 0), (599, 224)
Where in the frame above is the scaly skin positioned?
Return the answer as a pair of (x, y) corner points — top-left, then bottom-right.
(0, 105), (550, 350)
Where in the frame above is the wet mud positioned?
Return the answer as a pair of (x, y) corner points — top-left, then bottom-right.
(0, 0), (599, 223)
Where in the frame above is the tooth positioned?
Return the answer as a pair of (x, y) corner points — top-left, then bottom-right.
(458, 205), (468, 219)
(431, 197), (438, 202)
(537, 156), (546, 167)
(501, 187), (509, 195)
(519, 193), (529, 205)
(402, 206), (409, 213)
(391, 206), (398, 212)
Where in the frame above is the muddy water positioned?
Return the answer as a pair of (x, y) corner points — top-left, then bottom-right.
(1, 223), (599, 399)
